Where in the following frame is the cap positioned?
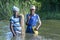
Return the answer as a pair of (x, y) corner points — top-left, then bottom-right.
(30, 5), (36, 9)
(12, 6), (19, 12)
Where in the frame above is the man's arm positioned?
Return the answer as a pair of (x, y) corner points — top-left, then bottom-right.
(25, 14), (28, 25)
(19, 14), (25, 35)
(36, 16), (41, 30)
(25, 14), (30, 25)
(10, 22), (16, 36)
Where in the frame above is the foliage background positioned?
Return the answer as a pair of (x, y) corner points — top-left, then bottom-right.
(0, 0), (60, 20)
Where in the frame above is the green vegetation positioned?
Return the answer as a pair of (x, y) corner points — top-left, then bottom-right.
(0, 0), (60, 20)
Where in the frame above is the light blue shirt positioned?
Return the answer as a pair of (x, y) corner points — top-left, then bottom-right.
(10, 16), (21, 31)
(26, 13), (40, 26)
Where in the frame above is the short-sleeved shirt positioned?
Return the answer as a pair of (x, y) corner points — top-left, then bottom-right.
(26, 13), (40, 26)
(10, 16), (21, 31)
(26, 13), (41, 33)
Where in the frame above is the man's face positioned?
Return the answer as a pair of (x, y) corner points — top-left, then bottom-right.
(13, 11), (19, 16)
(15, 11), (19, 16)
(30, 9), (35, 15)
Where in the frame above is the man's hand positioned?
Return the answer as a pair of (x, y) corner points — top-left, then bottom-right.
(13, 33), (16, 37)
(26, 22), (28, 25)
(34, 28), (38, 31)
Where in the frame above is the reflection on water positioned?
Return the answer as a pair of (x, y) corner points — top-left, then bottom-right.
(11, 34), (25, 40)
(0, 26), (60, 40)
(25, 33), (53, 40)
(0, 32), (58, 40)
(6, 33), (53, 40)
(0, 21), (60, 40)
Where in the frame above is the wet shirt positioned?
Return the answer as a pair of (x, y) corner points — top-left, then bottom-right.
(26, 14), (40, 26)
(26, 13), (41, 33)
(10, 16), (21, 31)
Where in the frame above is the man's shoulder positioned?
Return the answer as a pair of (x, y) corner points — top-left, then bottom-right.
(10, 16), (14, 19)
(34, 14), (39, 17)
(26, 13), (30, 15)
(26, 13), (30, 16)
(10, 16), (13, 21)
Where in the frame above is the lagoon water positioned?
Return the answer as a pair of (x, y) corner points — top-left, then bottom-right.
(0, 20), (60, 40)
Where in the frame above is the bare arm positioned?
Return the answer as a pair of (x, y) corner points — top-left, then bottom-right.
(10, 22), (16, 36)
(36, 16), (41, 30)
(20, 14), (25, 35)
(37, 20), (41, 30)
(26, 15), (30, 25)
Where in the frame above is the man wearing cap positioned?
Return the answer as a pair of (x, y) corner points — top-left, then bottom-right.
(6, 6), (24, 40)
(10, 6), (22, 36)
(26, 5), (41, 34)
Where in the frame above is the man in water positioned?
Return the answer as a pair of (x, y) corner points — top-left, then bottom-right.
(10, 6), (22, 36)
(26, 5), (41, 34)
(6, 6), (24, 40)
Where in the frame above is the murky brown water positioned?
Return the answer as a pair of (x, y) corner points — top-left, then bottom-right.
(0, 21), (60, 40)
